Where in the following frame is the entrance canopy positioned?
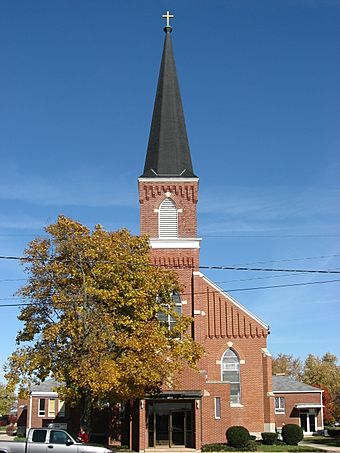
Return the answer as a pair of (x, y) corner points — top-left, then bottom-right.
(146, 390), (203, 399)
(295, 403), (323, 409)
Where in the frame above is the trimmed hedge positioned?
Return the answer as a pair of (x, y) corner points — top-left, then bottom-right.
(226, 426), (250, 448)
(327, 428), (340, 437)
(282, 424), (304, 445)
(201, 444), (232, 452)
(201, 442), (256, 452)
(261, 432), (278, 445)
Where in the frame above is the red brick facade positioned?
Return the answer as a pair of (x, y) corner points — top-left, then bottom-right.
(133, 177), (275, 450)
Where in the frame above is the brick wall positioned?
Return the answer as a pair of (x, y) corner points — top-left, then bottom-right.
(138, 180), (199, 238)
(274, 391), (323, 430)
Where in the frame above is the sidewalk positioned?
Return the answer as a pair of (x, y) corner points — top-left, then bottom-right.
(0, 432), (15, 441)
(301, 441), (340, 452)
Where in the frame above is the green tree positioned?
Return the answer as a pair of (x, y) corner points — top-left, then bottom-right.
(272, 353), (303, 379)
(0, 383), (16, 416)
(5, 216), (203, 431)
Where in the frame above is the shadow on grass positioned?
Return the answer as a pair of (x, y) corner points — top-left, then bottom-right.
(304, 437), (340, 448)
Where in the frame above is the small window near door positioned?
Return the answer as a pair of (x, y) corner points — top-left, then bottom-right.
(215, 397), (221, 419)
(38, 398), (45, 416)
(48, 398), (56, 417)
(58, 400), (65, 417)
(275, 397), (285, 414)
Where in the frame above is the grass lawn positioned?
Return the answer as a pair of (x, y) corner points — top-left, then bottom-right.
(255, 445), (323, 452)
(304, 436), (340, 448)
(0, 426), (7, 432)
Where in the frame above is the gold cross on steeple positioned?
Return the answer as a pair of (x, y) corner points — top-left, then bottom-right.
(162, 11), (174, 28)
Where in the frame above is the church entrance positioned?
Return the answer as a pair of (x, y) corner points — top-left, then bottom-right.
(147, 401), (194, 448)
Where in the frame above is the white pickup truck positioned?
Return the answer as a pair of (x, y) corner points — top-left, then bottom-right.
(0, 428), (111, 453)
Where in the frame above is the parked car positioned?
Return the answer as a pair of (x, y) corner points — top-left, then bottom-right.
(0, 428), (111, 453)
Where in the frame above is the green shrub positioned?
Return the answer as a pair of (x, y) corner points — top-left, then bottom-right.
(261, 432), (278, 445)
(327, 428), (340, 437)
(244, 439), (257, 451)
(201, 442), (256, 452)
(201, 444), (231, 452)
(282, 424), (303, 445)
(226, 426), (250, 448)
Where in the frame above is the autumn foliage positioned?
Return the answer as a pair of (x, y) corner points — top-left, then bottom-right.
(5, 216), (203, 427)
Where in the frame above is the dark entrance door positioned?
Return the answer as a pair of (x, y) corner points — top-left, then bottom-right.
(148, 401), (194, 448)
(155, 413), (170, 445)
(171, 411), (185, 446)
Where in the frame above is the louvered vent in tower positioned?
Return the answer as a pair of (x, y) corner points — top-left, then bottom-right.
(159, 198), (178, 238)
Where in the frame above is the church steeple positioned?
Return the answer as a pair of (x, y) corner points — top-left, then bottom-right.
(141, 13), (196, 178)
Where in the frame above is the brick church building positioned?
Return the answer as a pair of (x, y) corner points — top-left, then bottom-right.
(128, 14), (275, 450)
(16, 13), (323, 451)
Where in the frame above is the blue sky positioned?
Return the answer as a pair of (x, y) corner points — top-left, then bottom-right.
(0, 0), (339, 382)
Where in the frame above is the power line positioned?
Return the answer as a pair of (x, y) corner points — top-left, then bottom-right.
(203, 234), (340, 238)
(225, 254), (340, 267)
(0, 278), (339, 308)
(0, 255), (339, 274)
(1, 232), (339, 238)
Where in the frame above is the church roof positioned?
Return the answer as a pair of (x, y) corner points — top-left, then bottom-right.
(141, 24), (197, 179)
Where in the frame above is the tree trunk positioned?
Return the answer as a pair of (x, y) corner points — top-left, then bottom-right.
(80, 394), (92, 434)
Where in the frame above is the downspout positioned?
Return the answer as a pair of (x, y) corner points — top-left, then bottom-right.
(28, 393), (32, 436)
(320, 390), (324, 431)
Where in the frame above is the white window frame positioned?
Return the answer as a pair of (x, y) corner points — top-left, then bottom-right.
(48, 398), (56, 417)
(38, 398), (46, 417)
(221, 348), (241, 404)
(159, 198), (178, 238)
(58, 400), (65, 417)
(157, 292), (182, 331)
(275, 397), (285, 414)
(215, 397), (221, 419)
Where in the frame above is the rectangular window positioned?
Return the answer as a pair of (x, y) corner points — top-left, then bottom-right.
(275, 397), (285, 414)
(215, 397), (221, 419)
(32, 429), (47, 442)
(58, 400), (65, 417)
(38, 399), (45, 416)
(48, 399), (56, 417)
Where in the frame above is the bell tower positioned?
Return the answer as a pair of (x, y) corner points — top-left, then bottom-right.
(138, 13), (201, 273)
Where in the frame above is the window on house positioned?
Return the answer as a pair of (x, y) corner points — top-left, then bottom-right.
(58, 400), (65, 417)
(156, 292), (182, 331)
(221, 348), (241, 404)
(275, 397), (285, 414)
(159, 198), (178, 238)
(38, 398), (45, 416)
(215, 397), (221, 419)
(48, 399), (56, 417)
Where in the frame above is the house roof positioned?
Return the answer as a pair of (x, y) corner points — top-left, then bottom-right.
(272, 375), (321, 393)
(30, 379), (62, 394)
(141, 25), (196, 179)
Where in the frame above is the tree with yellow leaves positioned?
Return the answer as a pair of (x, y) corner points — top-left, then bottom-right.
(5, 216), (203, 431)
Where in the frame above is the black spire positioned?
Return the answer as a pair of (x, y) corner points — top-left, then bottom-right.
(141, 19), (196, 178)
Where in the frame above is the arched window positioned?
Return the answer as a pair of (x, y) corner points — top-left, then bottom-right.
(156, 292), (182, 331)
(221, 348), (241, 404)
(159, 198), (178, 238)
